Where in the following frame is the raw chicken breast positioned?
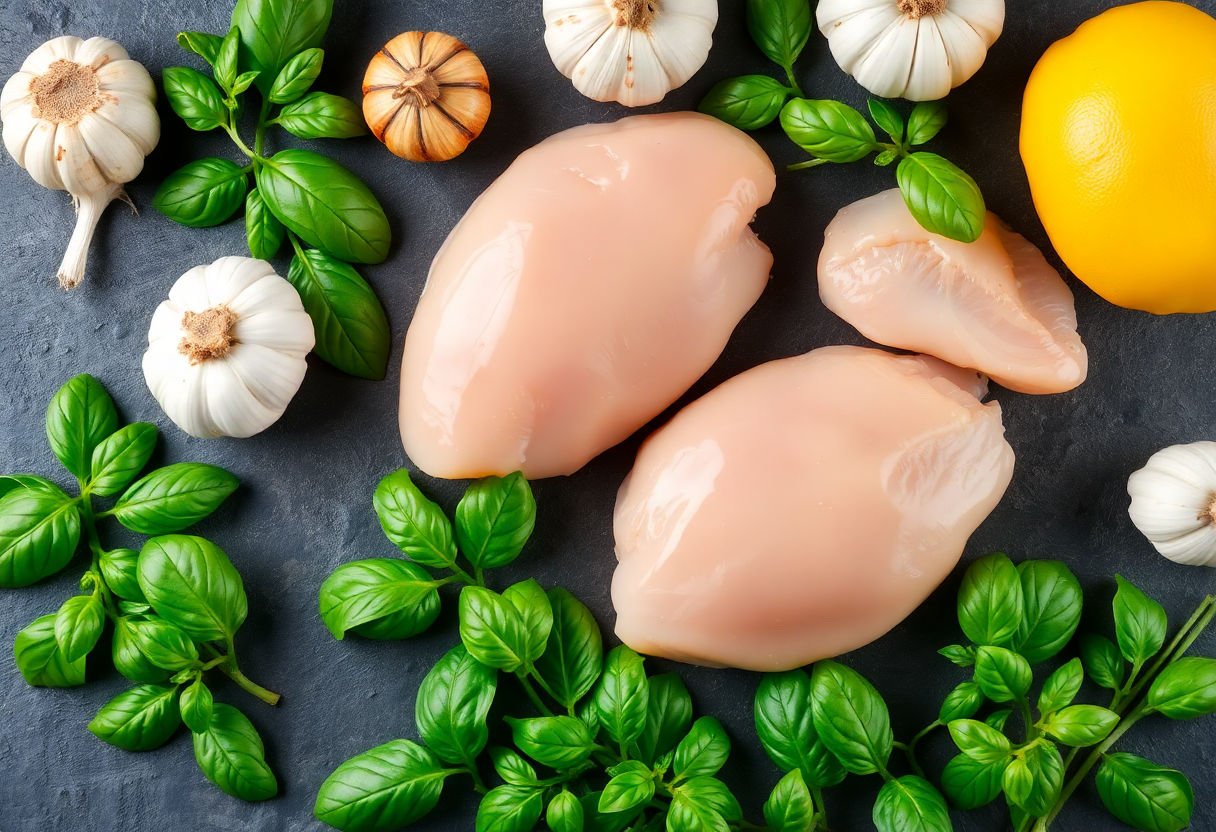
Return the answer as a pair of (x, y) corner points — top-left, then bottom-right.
(612, 346), (1014, 671)
(819, 189), (1087, 395)
(400, 113), (775, 479)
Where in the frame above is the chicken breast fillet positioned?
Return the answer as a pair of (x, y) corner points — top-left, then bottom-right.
(612, 346), (1015, 671)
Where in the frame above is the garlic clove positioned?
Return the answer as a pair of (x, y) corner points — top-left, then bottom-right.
(571, 20), (635, 104)
(1152, 528), (1216, 567)
(418, 91), (481, 162)
(228, 270), (310, 315)
(142, 346), (212, 437)
(543, 4), (608, 78)
(852, 18), (919, 100)
(234, 308), (316, 354)
(649, 3), (716, 87)
(93, 95), (159, 158)
(54, 123), (109, 196)
(950, 0), (1005, 40)
(226, 343), (310, 411)
(77, 107), (145, 184)
(22, 120), (65, 191)
(22, 36), (82, 75)
(73, 36), (129, 69)
(203, 255), (274, 303)
(935, 12), (990, 88)
(0, 78), (38, 162)
(906, 16), (952, 101)
(620, 30), (671, 108)
(96, 60), (156, 99)
(168, 265), (213, 310)
(197, 359), (279, 440)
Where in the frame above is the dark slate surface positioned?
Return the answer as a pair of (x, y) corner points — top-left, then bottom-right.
(2, 0), (1215, 830)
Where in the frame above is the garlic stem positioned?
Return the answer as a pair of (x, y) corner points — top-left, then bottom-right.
(57, 183), (123, 290)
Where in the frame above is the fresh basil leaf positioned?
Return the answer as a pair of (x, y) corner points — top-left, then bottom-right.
(177, 31), (224, 66)
(535, 587), (603, 711)
(906, 101), (949, 146)
(939, 680), (984, 723)
(114, 463), (238, 534)
(673, 716), (730, 782)
(259, 148), (389, 264)
(957, 553), (1023, 647)
(1113, 575), (1168, 669)
(547, 790), (584, 832)
(88, 684), (181, 751)
(673, 776), (741, 822)
(417, 645), (497, 766)
(120, 601), (154, 616)
(181, 677), (215, 734)
(138, 534), (247, 641)
(53, 593), (104, 662)
(1038, 658), (1084, 715)
(276, 91), (366, 139)
(477, 785), (545, 832)
(455, 473), (537, 571)
(985, 709), (1013, 732)
(632, 673), (692, 765)
(232, 70), (260, 95)
(502, 578), (552, 665)
(581, 791), (641, 832)
(808, 661), (892, 775)
(874, 149), (898, 167)
(100, 547), (145, 601)
(1147, 657), (1216, 719)
(763, 768), (814, 832)
(319, 558), (440, 640)
(89, 423), (157, 497)
(193, 703), (277, 801)
(754, 669), (846, 788)
(112, 616), (172, 683)
(490, 746), (538, 786)
(941, 753), (1007, 810)
(780, 98), (877, 163)
(214, 27), (241, 92)
(154, 158), (248, 228)
(315, 739), (451, 830)
(13, 613), (85, 687)
(745, 0), (812, 69)
(896, 152), (986, 243)
(1003, 742), (1063, 817)
(373, 470), (456, 568)
(0, 474), (61, 498)
(939, 644), (977, 668)
(868, 99), (904, 144)
(597, 761), (654, 814)
(947, 719), (1012, 764)
(232, 0), (333, 94)
(246, 188), (287, 260)
(873, 775), (952, 832)
(973, 646), (1033, 703)
(46, 373), (118, 480)
(1041, 705), (1119, 747)
(1014, 560), (1083, 663)
(594, 646), (649, 747)
(667, 791), (729, 832)
(1081, 634), (1126, 691)
(162, 66), (228, 131)
(127, 616), (200, 671)
(0, 488), (81, 587)
(698, 75), (790, 131)
(459, 586), (528, 672)
(1096, 753), (1194, 832)
(268, 47), (323, 103)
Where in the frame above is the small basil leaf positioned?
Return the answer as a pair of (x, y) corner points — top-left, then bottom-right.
(269, 47), (324, 103)
(192, 703), (277, 801)
(231, 70), (260, 95)
(1096, 753), (1194, 832)
(763, 769), (815, 832)
(0, 474), (61, 498)
(177, 31), (224, 66)
(314, 739), (450, 830)
(957, 553), (1023, 647)
(939, 644), (977, 668)
(672, 776), (741, 822)
(214, 27), (240, 92)
(754, 669), (846, 788)
(319, 558), (440, 640)
(138, 534), (247, 641)
(275, 91), (367, 138)
(941, 753), (1007, 810)
(673, 716), (730, 782)
(632, 673), (692, 766)
(1147, 657), (1216, 719)
(906, 101), (949, 146)
(547, 790), (584, 832)
(1113, 575), (1168, 669)
(88, 683), (181, 751)
(114, 463), (239, 534)
(985, 709), (1013, 732)
(489, 746), (539, 786)
(112, 616), (172, 683)
(503, 578), (552, 664)
(594, 646), (649, 747)
(458, 586), (528, 672)
(477, 785), (545, 832)
(868, 99), (904, 144)
(1014, 560), (1083, 664)
(939, 680), (984, 723)
(161, 66), (227, 131)
(372, 469), (457, 568)
(232, 0), (332, 94)
(53, 593), (104, 662)
(99, 547), (145, 601)
(1081, 634), (1126, 691)
(780, 98), (877, 163)
(46, 373), (118, 480)
(947, 719), (1012, 764)
(1041, 705), (1119, 747)
(153, 158), (248, 228)
(667, 791), (729, 832)
(181, 677), (215, 734)
(1038, 657), (1084, 715)
(896, 152), (986, 243)
(89, 423), (158, 497)
(456, 473), (536, 571)
(417, 645), (497, 766)
(808, 661), (893, 775)
(745, 0), (812, 68)
(535, 587), (603, 711)
(245, 188), (287, 260)
(599, 762), (654, 813)
(973, 646), (1033, 703)
(13, 613), (86, 687)
(1003, 742), (1064, 816)
(127, 616), (200, 671)
(874, 149), (898, 167)
(698, 75), (790, 131)
(0, 488), (82, 587)
(873, 775), (951, 832)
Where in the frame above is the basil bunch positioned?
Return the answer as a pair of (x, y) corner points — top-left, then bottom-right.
(157, 0), (392, 380)
(2, 374), (279, 802)
(699, 0), (986, 244)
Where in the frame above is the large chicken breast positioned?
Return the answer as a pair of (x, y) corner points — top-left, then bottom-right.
(399, 113), (776, 479)
(612, 346), (1015, 671)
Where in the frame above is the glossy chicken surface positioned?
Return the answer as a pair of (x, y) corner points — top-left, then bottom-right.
(819, 189), (1087, 395)
(612, 346), (1015, 671)
(399, 113), (776, 479)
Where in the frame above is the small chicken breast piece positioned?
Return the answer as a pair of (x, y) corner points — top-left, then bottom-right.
(819, 189), (1087, 395)
(612, 346), (1014, 671)
(399, 112), (776, 480)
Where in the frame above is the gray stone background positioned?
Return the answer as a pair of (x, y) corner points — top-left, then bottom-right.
(2, 0), (1215, 830)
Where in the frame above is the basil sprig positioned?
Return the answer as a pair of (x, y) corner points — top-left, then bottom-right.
(2, 374), (279, 802)
(157, 0), (391, 380)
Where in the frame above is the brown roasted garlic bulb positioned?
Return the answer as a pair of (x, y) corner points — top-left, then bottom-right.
(362, 32), (491, 163)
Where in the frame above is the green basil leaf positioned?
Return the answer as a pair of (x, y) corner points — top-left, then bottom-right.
(1038, 657), (1084, 715)
(1003, 742), (1063, 816)
(138, 534), (247, 641)
(268, 46), (323, 103)
(120, 601), (153, 616)
(162, 66), (228, 131)
(215, 27), (241, 92)
(181, 677), (215, 734)
(594, 645), (649, 747)
(745, 0), (812, 68)
(957, 553), (1023, 647)
(231, 69), (260, 95)
(973, 646), (1033, 703)
(547, 790), (584, 832)
(246, 188), (287, 260)
(315, 739), (450, 830)
(88, 422), (157, 497)
(906, 101), (949, 146)
(808, 661), (892, 775)
(154, 158), (248, 228)
(632, 673), (692, 765)
(417, 645), (497, 765)
(114, 463), (238, 534)
(1081, 634), (1126, 691)
(127, 616), (200, 671)
(455, 473), (536, 570)
(490, 746), (538, 786)
(667, 791), (729, 832)
(1014, 560), (1083, 663)
(478, 785), (546, 832)
(1096, 753), (1194, 832)
(100, 547), (145, 601)
(581, 791), (642, 832)
(941, 753), (1007, 810)
(0, 488), (81, 587)
(503, 578), (552, 664)
(698, 75), (790, 131)
(459, 586), (528, 672)
(763, 768), (815, 832)
(232, 0), (333, 94)
(896, 152), (986, 243)
(939, 680), (984, 723)
(947, 719), (1012, 764)
(673, 716), (730, 782)
(259, 149), (389, 264)
(1113, 575), (1168, 669)
(1041, 705), (1119, 747)
(88, 684), (181, 751)
(13, 613), (85, 687)
(193, 703), (277, 801)
(177, 31), (224, 66)
(985, 709), (1013, 732)
(54, 593), (104, 662)
(112, 616), (172, 683)
(319, 558), (440, 640)
(535, 587), (603, 711)
(672, 776), (741, 822)
(874, 149), (898, 167)
(46, 373), (118, 480)
(873, 775), (952, 832)
(509, 715), (596, 770)
(780, 98), (877, 163)
(939, 644), (977, 668)
(373, 469), (456, 568)
(276, 91), (366, 139)
(754, 669), (846, 788)
(1147, 657), (1216, 719)
(0, 474), (61, 498)
(868, 99), (904, 144)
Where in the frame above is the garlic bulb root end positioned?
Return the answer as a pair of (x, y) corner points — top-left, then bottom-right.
(57, 182), (122, 290)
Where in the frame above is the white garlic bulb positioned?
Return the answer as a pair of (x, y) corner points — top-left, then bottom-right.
(816, 0), (1005, 102)
(1128, 442), (1216, 567)
(143, 257), (316, 440)
(543, 0), (718, 107)
(1, 36), (159, 288)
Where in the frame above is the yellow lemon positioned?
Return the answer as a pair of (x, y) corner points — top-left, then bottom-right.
(1021, 1), (1216, 314)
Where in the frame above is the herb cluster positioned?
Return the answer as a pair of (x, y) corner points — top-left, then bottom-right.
(700, 0), (987, 243)
(0, 374), (279, 801)
(157, 0), (392, 380)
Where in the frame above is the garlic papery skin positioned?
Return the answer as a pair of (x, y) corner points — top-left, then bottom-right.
(143, 257), (316, 440)
(1, 36), (159, 289)
(816, 0), (1005, 102)
(543, 0), (718, 107)
(1128, 442), (1216, 567)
